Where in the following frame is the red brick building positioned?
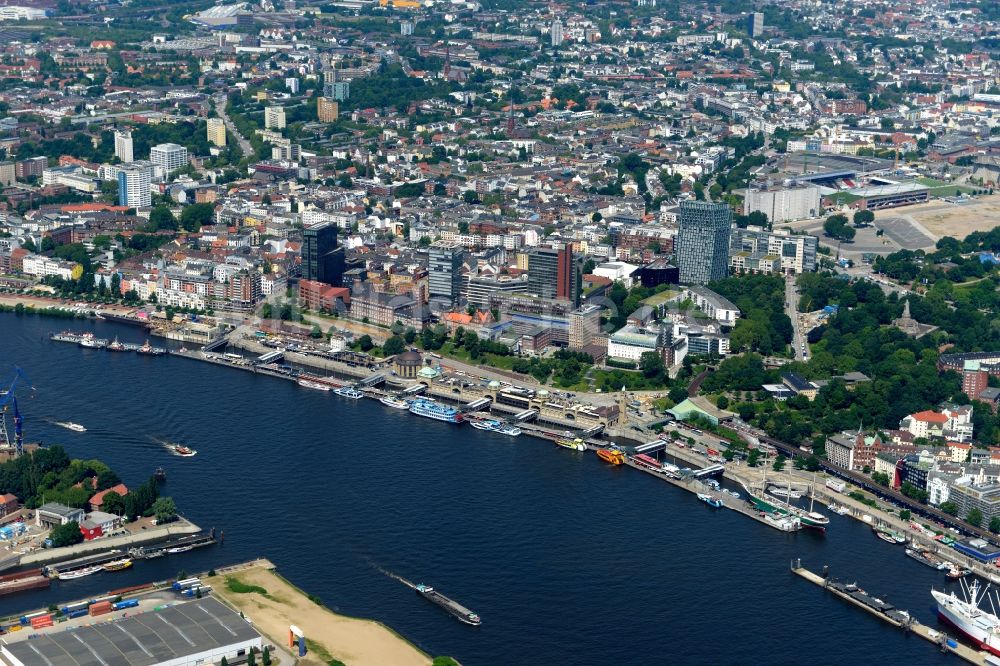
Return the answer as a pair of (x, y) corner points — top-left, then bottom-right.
(89, 483), (128, 512)
(299, 279), (350, 313)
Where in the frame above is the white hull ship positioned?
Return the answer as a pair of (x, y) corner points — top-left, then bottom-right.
(932, 579), (1000, 656)
(379, 396), (410, 409)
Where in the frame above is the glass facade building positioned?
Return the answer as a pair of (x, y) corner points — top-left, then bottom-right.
(675, 201), (732, 285)
(302, 221), (343, 286)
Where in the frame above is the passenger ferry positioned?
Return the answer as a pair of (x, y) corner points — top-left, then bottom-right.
(79, 333), (108, 349)
(297, 379), (331, 392)
(555, 437), (587, 451)
(334, 387), (363, 399)
(379, 396), (411, 410)
(470, 419), (520, 436)
(409, 398), (463, 423)
(697, 493), (724, 508)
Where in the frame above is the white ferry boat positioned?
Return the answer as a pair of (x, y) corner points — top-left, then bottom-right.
(379, 396), (410, 409)
(297, 379), (331, 392)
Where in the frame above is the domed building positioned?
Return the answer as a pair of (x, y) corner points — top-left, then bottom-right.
(393, 350), (424, 378)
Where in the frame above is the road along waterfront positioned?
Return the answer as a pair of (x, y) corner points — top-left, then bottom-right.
(0, 313), (970, 665)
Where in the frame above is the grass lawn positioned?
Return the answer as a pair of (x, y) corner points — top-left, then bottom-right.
(827, 191), (862, 205)
(927, 185), (975, 197)
(916, 177), (976, 197)
(916, 177), (951, 187)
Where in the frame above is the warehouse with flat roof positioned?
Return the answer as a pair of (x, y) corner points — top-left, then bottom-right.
(0, 597), (262, 666)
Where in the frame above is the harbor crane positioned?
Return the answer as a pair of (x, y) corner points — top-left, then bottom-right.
(0, 367), (32, 457)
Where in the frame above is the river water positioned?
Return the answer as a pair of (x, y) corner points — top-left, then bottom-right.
(0, 313), (959, 664)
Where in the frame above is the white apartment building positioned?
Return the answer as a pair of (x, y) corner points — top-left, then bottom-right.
(264, 106), (286, 130)
(150, 143), (189, 174)
(114, 129), (134, 163)
(682, 285), (741, 326)
(22, 255), (78, 280)
(744, 184), (821, 223)
(607, 325), (664, 362)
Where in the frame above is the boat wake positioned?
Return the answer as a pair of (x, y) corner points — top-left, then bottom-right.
(369, 560), (417, 590)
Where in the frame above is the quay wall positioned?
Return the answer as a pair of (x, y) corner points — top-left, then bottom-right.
(17, 520), (202, 569)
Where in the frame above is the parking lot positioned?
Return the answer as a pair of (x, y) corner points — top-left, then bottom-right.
(875, 216), (936, 251)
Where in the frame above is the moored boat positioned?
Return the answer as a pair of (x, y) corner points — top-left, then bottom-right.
(103, 558), (133, 572)
(596, 448), (625, 465)
(763, 513), (801, 532)
(905, 548), (948, 570)
(697, 493), (724, 508)
(334, 387), (363, 399)
(58, 565), (103, 581)
(555, 437), (587, 451)
(136, 339), (166, 355)
(408, 398), (463, 423)
(154, 467), (166, 481)
(106, 337), (127, 352)
(742, 482), (829, 531)
(379, 396), (410, 409)
(297, 378), (331, 392)
(932, 579), (1000, 655)
(469, 419), (521, 436)
(947, 566), (973, 580)
(874, 528), (900, 545)
(50, 332), (83, 343)
(78, 333), (108, 349)
(766, 485), (804, 499)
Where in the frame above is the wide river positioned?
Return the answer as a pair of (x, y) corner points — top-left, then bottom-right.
(0, 313), (961, 664)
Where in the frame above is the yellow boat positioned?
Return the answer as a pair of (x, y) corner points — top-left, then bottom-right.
(103, 558), (133, 572)
(555, 437), (587, 451)
(596, 448), (625, 465)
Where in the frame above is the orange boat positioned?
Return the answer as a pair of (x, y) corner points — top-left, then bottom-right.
(596, 448), (625, 465)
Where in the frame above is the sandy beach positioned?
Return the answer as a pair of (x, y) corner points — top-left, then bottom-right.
(209, 563), (431, 666)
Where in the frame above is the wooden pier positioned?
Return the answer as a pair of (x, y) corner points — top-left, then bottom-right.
(792, 562), (989, 665)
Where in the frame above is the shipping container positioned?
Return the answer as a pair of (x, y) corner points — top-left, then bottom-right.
(112, 599), (139, 611)
(30, 614), (52, 629)
(66, 608), (89, 619)
(182, 585), (212, 597)
(172, 577), (201, 591)
(19, 610), (49, 626)
(89, 601), (112, 617)
(60, 601), (89, 615)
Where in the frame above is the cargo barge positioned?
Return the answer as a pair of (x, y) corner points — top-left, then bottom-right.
(0, 569), (49, 596)
(415, 583), (481, 625)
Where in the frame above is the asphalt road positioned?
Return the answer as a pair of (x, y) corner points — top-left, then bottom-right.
(785, 275), (806, 361)
(213, 93), (253, 158)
